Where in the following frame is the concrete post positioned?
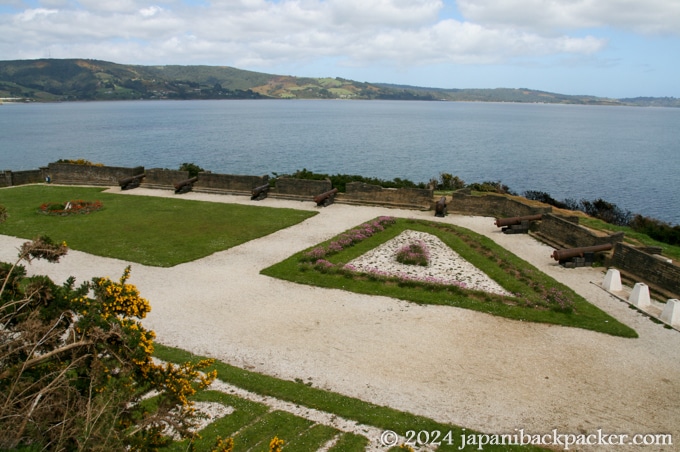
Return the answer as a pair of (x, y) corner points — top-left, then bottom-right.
(660, 299), (680, 327)
(602, 268), (622, 291)
(628, 282), (651, 309)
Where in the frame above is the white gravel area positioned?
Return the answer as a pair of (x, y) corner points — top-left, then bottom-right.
(347, 229), (511, 296)
(2, 186), (679, 451)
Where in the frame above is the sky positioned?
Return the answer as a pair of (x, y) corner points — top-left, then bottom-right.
(1, 0), (679, 98)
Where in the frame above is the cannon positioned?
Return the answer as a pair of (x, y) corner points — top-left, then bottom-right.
(118, 173), (146, 190)
(434, 196), (447, 217)
(174, 176), (198, 194)
(251, 183), (270, 201)
(314, 188), (338, 207)
(552, 243), (613, 267)
(494, 214), (543, 234)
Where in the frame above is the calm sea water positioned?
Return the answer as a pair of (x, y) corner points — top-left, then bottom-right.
(2, 100), (679, 224)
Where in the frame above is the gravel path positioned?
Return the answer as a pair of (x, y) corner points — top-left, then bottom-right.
(2, 187), (679, 450)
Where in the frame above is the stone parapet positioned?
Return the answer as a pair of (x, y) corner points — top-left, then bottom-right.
(142, 168), (189, 190)
(534, 213), (624, 249)
(47, 162), (143, 186)
(194, 173), (269, 195)
(341, 182), (432, 210)
(612, 242), (679, 299)
(270, 178), (332, 201)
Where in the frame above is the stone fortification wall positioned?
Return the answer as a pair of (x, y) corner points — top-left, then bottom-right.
(449, 191), (551, 218)
(142, 169), (189, 190)
(3, 161), (678, 297)
(535, 213), (624, 249)
(612, 243), (680, 299)
(194, 173), (269, 195)
(271, 178), (332, 200)
(340, 182), (433, 210)
(0, 169), (46, 187)
(47, 163), (144, 186)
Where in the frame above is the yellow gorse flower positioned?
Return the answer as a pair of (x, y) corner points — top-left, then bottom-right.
(269, 436), (284, 452)
(211, 437), (234, 452)
(96, 266), (151, 319)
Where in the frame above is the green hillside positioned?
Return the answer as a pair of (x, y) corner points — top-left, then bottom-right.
(1, 58), (677, 106)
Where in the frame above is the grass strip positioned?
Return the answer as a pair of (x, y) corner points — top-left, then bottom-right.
(283, 424), (340, 452)
(154, 344), (546, 451)
(234, 411), (312, 451)
(579, 216), (680, 261)
(169, 391), (268, 451)
(326, 433), (369, 451)
(0, 185), (316, 267)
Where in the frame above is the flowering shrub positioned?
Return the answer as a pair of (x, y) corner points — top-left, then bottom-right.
(395, 240), (429, 266)
(544, 286), (575, 313)
(343, 265), (468, 290)
(38, 199), (103, 215)
(301, 216), (396, 262)
(313, 259), (336, 272)
(269, 436), (285, 452)
(211, 436), (234, 452)
(0, 239), (217, 450)
(55, 158), (104, 166)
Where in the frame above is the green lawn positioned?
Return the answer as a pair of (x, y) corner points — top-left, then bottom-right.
(261, 218), (637, 338)
(0, 185), (316, 267)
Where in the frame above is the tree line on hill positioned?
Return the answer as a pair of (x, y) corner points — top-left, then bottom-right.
(2, 59), (678, 106)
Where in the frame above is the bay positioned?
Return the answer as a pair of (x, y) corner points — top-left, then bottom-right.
(1, 99), (678, 224)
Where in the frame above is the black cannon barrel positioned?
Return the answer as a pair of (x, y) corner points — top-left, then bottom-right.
(173, 176), (198, 190)
(118, 173), (146, 188)
(251, 183), (269, 195)
(251, 183), (270, 200)
(494, 214), (543, 227)
(314, 188), (338, 205)
(435, 196), (447, 217)
(551, 243), (613, 261)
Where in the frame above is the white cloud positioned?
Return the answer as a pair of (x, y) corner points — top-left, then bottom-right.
(326, 0), (442, 27)
(457, 0), (680, 35)
(0, 0), (657, 72)
(16, 8), (58, 22)
(74, 0), (161, 14)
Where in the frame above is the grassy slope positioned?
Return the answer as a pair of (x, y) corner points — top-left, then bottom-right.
(261, 218), (637, 338)
(156, 344), (546, 451)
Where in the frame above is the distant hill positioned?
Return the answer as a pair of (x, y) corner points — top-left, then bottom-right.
(1, 58), (678, 107)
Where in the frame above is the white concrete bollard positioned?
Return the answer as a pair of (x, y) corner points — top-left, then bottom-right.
(660, 299), (680, 327)
(628, 282), (651, 309)
(602, 268), (622, 291)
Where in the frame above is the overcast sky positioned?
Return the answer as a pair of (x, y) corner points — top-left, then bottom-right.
(2, 0), (679, 98)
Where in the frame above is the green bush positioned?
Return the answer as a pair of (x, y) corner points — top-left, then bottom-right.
(282, 168), (426, 192)
(179, 162), (205, 178)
